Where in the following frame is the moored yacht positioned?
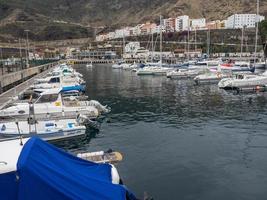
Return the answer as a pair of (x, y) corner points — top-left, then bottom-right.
(0, 88), (109, 119)
(32, 74), (86, 92)
(218, 71), (267, 90)
(167, 68), (205, 79)
(0, 118), (86, 141)
(194, 71), (231, 85)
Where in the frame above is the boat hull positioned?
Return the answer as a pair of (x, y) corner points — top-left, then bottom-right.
(0, 120), (86, 141)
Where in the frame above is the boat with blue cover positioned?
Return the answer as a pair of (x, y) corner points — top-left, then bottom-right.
(0, 137), (137, 200)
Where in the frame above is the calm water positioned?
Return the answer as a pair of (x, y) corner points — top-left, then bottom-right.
(63, 65), (267, 200)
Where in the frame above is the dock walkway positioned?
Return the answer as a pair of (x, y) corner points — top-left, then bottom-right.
(0, 64), (57, 109)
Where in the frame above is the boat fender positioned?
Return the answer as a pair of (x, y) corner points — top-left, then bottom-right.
(1, 124), (6, 131)
(77, 151), (104, 158)
(110, 164), (120, 184)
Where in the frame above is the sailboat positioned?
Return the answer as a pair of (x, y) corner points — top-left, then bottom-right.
(218, 0), (267, 91)
(137, 16), (172, 76)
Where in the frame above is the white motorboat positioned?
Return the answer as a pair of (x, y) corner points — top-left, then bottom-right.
(137, 65), (172, 76)
(32, 75), (85, 92)
(0, 88), (109, 119)
(188, 60), (221, 71)
(167, 68), (204, 79)
(120, 63), (130, 70)
(111, 64), (122, 69)
(86, 61), (93, 68)
(136, 66), (156, 75)
(0, 118), (86, 141)
(112, 60), (126, 69)
(218, 71), (267, 90)
(151, 67), (172, 76)
(254, 62), (266, 70)
(47, 64), (83, 78)
(194, 71), (231, 85)
(122, 62), (138, 70)
(220, 61), (255, 73)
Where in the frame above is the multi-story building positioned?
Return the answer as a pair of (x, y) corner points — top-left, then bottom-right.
(190, 18), (206, 30)
(163, 18), (176, 32)
(175, 15), (189, 32)
(140, 22), (157, 35)
(225, 14), (265, 29)
(206, 20), (225, 30)
(114, 29), (124, 38)
(132, 24), (142, 36)
(108, 32), (115, 40)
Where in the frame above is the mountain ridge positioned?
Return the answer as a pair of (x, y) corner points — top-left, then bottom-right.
(0, 0), (266, 41)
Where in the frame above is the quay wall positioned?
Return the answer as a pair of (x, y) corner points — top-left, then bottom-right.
(0, 61), (59, 93)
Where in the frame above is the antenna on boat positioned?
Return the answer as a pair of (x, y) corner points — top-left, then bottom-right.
(15, 120), (23, 146)
(28, 95), (37, 134)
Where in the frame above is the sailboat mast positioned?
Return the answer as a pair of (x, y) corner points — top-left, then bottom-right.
(123, 30), (125, 57)
(254, 0), (260, 65)
(152, 33), (154, 62)
(187, 20), (190, 60)
(160, 15), (162, 68)
(195, 28), (197, 51)
(241, 26), (244, 58)
(207, 29), (210, 57)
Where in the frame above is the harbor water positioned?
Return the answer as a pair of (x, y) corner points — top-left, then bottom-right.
(61, 65), (267, 200)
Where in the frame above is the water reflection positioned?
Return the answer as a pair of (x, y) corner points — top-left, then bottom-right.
(59, 65), (267, 200)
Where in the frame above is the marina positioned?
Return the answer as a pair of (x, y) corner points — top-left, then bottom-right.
(1, 56), (267, 199)
(69, 64), (267, 199)
(1, 0), (267, 198)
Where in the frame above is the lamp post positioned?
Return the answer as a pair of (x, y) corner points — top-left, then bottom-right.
(24, 30), (30, 68)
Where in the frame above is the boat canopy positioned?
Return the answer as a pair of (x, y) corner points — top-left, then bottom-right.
(0, 137), (136, 200)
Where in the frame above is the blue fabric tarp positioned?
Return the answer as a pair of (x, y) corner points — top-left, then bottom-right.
(0, 137), (136, 200)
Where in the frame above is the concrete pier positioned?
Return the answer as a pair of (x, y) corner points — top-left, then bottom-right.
(0, 62), (59, 93)
(0, 62), (59, 109)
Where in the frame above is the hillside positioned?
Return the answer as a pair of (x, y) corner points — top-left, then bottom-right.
(0, 0), (267, 41)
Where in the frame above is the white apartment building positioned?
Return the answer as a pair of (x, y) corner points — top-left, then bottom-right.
(114, 28), (130, 38)
(133, 24), (142, 36)
(108, 32), (115, 40)
(175, 15), (189, 31)
(190, 18), (206, 30)
(124, 42), (141, 54)
(225, 14), (265, 29)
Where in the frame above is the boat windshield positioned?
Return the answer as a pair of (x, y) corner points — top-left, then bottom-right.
(35, 94), (59, 103)
(48, 77), (60, 83)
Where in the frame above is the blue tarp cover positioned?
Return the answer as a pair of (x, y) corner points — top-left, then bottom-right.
(0, 137), (135, 200)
